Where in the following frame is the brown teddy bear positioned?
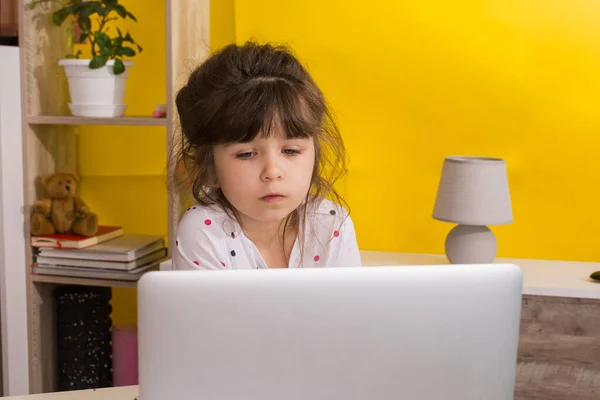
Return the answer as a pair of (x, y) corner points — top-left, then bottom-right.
(30, 172), (99, 237)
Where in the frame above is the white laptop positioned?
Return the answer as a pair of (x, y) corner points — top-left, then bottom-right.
(137, 264), (522, 400)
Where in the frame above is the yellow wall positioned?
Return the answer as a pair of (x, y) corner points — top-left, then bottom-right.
(211, 0), (236, 50)
(233, 0), (600, 262)
(79, 0), (600, 324)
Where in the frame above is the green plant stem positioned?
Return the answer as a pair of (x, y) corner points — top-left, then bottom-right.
(93, 14), (111, 58)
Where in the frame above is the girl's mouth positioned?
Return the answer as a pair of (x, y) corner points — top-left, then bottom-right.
(261, 194), (285, 203)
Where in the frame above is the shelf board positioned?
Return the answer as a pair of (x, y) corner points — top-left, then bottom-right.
(31, 274), (138, 288)
(27, 115), (168, 126)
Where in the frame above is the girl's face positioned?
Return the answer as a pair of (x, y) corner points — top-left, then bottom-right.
(213, 133), (316, 228)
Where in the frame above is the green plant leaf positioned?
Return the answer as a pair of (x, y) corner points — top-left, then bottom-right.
(100, 46), (113, 58)
(78, 3), (96, 19)
(136, 44), (143, 53)
(94, 31), (111, 48)
(86, 1), (106, 17)
(86, 1), (104, 9)
(114, 5), (126, 18)
(75, 50), (83, 59)
(78, 16), (91, 32)
(102, 0), (118, 6)
(78, 32), (88, 43)
(65, 53), (75, 59)
(113, 59), (125, 75)
(125, 11), (137, 22)
(71, 2), (86, 12)
(89, 55), (109, 69)
(51, 9), (70, 26)
(96, 7), (108, 17)
(117, 47), (135, 57)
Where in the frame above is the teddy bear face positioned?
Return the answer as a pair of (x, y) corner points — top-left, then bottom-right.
(43, 173), (78, 199)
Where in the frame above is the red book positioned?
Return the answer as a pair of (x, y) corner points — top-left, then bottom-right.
(31, 226), (124, 249)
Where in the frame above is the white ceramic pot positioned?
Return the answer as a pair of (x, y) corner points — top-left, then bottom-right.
(58, 59), (134, 118)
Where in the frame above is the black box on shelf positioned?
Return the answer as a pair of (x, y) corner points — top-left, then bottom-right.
(54, 285), (113, 391)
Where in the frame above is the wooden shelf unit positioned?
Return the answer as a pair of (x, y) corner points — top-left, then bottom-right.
(30, 274), (138, 289)
(18, 0), (210, 394)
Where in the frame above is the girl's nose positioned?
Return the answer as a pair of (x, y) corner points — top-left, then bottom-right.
(260, 155), (283, 182)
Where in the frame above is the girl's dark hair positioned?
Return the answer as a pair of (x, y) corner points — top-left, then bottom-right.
(171, 41), (349, 260)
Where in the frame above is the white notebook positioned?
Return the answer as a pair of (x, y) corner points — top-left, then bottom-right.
(32, 261), (162, 282)
(37, 235), (166, 262)
(35, 248), (167, 271)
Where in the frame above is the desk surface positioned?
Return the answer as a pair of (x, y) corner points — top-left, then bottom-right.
(5, 386), (138, 399)
(9, 254), (600, 399)
(160, 251), (600, 299)
(360, 251), (600, 300)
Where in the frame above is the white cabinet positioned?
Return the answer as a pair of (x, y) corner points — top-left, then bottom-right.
(0, 45), (30, 396)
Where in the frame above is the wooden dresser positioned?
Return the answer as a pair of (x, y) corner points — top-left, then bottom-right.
(360, 251), (600, 400)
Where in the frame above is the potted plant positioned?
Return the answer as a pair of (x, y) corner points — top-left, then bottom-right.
(27, 0), (142, 117)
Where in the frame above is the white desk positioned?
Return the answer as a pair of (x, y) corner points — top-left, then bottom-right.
(157, 251), (600, 400)
(360, 251), (600, 299)
(12, 252), (600, 399)
(161, 250), (600, 299)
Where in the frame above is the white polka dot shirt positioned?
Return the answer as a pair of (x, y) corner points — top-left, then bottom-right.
(173, 198), (362, 270)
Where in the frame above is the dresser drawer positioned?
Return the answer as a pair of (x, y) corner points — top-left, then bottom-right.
(515, 295), (600, 399)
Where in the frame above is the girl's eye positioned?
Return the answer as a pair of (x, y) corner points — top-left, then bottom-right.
(236, 152), (254, 160)
(283, 149), (300, 155)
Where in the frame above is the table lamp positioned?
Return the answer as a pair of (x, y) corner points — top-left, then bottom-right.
(432, 156), (513, 264)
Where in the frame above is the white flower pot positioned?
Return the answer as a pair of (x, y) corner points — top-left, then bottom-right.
(58, 59), (134, 118)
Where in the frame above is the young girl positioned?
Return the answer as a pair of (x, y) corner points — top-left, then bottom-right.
(171, 41), (361, 270)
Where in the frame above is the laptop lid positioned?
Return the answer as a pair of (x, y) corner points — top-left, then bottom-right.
(138, 265), (522, 400)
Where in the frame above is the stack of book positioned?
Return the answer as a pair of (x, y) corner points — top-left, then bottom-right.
(31, 226), (167, 282)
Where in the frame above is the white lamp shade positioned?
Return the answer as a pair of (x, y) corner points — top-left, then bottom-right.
(433, 156), (513, 226)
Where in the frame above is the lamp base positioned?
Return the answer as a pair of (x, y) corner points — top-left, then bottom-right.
(445, 225), (497, 264)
